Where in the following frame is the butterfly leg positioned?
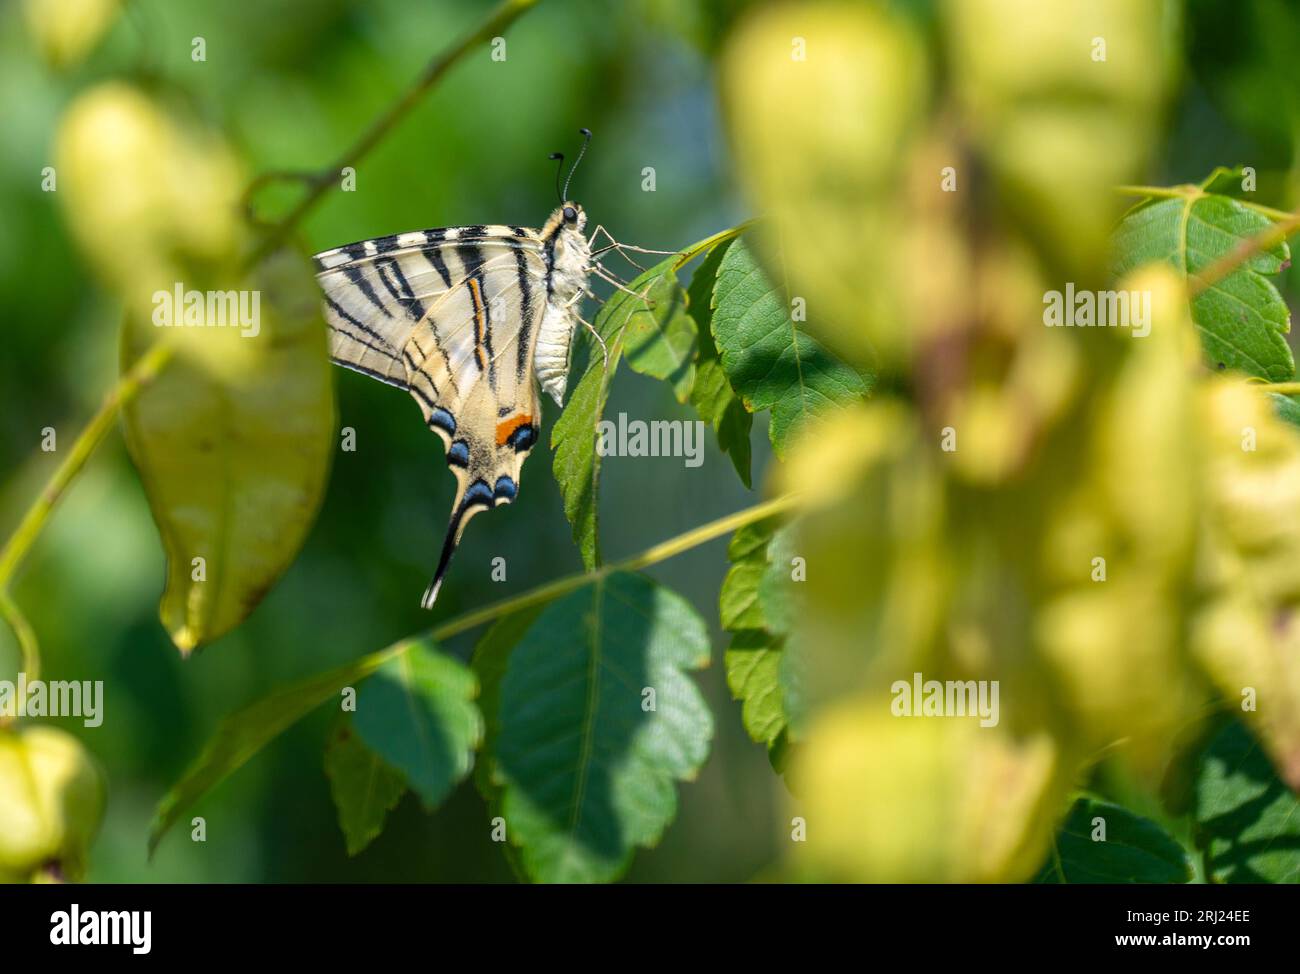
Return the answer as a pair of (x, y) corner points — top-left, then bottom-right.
(588, 225), (647, 272)
(563, 289), (608, 368)
(589, 225), (680, 272)
(594, 263), (654, 299)
(579, 314), (609, 372)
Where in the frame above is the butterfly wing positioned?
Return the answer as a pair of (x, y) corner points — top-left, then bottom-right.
(313, 227), (550, 608)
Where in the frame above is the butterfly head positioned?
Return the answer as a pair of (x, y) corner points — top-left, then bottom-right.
(546, 129), (592, 235)
(548, 201), (587, 235)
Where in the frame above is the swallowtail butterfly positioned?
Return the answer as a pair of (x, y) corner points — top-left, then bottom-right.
(313, 132), (614, 608)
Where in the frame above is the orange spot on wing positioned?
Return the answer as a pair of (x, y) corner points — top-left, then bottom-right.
(496, 413), (533, 446)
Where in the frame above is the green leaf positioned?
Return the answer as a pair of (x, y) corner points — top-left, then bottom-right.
(719, 518), (777, 631)
(470, 607), (544, 804)
(323, 718), (406, 856)
(1193, 721), (1300, 883)
(551, 260), (679, 570)
(552, 227), (749, 569)
(712, 237), (872, 456)
(353, 640), (482, 809)
(1111, 193), (1294, 381)
(469, 608), (544, 881)
(621, 277), (696, 403)
(1034, 797), (1191, 884)
(777, 628), (809, 737)
(150, 642), (399, 854)
(687, 240), (752, 487)
(720, 518), (793, 755)
(724, 629), (787, 749)
(1271, 392), (1300, 430)
(758, 523), (801, 637)
(490, 572), (712, 883)
(120, 250), (335, 652)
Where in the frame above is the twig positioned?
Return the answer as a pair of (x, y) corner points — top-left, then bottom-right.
(429, 491), (801, 641)
(0, 591), (40, 689)
(244, 0), (540, 266)
(1258, 382), (1300, 396)
(1114, 184), (1198, 201)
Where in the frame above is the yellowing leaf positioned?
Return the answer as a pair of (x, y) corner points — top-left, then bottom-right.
(121, 252), (335, 652)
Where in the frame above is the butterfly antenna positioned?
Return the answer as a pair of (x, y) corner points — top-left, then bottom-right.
(548, 152), (565, 205)
(562, 128), (592, 200)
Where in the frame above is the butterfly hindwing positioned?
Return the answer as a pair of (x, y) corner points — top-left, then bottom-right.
(423, 368), (541, 608)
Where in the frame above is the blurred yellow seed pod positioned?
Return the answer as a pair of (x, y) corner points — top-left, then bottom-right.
(0, 725), (107, 882)
(1036, 584), (1199, 762)
(55, 83), (246, 323)
(943, 0), (1173, 277)
(1200, 379), (1300, 598)
(790, 701), (1064, 882)
(722, 1), (928, 371)
(23, 0), (122, 69)
(1193, 377), (1300, 785)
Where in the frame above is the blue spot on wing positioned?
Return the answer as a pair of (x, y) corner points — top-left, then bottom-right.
(494, 476), (517, 502)
(447, 440), (469, 467)
(430, 408), (457, 436)
(463, 479), (493, 509)
(507, 424), (538, 452)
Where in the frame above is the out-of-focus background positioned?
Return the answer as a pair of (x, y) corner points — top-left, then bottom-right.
(2, 0), (1299, 882)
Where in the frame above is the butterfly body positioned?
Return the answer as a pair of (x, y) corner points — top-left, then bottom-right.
(313, 202), (592, 608)
(534, 204), (591, 406)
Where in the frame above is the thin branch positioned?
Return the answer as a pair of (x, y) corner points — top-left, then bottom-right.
(0, 342), (173, 592)
(1257, 382), (1300, 396)
(1115, 184), (1198, 201)
(1117, 183), (1296, 222)
(245, 0), (540, 266)
(0, 592), (40, 687)
(429, 492), (801, 642)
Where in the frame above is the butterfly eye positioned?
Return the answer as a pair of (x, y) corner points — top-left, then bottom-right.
(563, 206), (577, 223)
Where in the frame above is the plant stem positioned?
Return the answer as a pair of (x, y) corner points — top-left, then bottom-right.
(1257, 382), (1300, 396)
(245, 0), (540, 266)
(1115, 184), (1198, 201)
(0, 591), (39, 686)
(429, 491), (801, 642)
(0, 342), (173, 591)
